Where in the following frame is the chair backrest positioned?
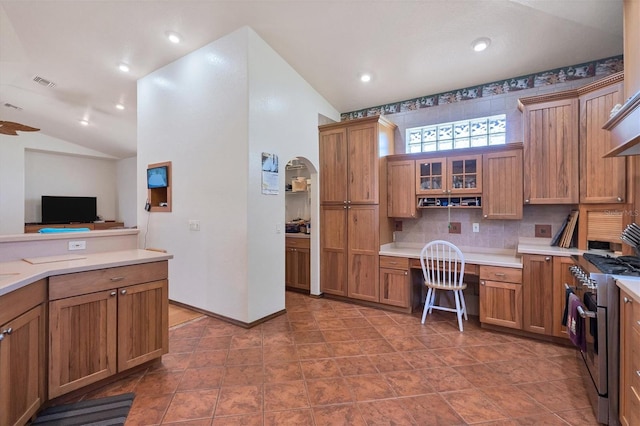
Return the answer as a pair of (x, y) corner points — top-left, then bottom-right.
(420, 240), (465, 288)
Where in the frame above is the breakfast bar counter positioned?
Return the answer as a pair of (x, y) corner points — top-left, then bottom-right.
(0, 249), (173, 297)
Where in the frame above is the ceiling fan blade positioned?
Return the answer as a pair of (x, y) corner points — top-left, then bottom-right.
(0, 121), (40, 136)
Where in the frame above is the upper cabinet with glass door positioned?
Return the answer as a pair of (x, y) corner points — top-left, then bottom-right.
(416, 155), (482, 196)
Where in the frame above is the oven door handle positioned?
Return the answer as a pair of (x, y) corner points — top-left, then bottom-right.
(577, 305), (596, 319)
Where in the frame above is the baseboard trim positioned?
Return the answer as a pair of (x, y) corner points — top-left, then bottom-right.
(169, 299), (286, 329)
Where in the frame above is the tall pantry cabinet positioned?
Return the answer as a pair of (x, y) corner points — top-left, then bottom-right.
(319, 116), (395, 302)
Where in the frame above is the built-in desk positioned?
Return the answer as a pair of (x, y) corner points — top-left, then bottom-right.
(379, 243), (522, 315)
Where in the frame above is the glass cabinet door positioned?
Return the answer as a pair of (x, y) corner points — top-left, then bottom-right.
(416, 158), (447, 195)
(448, 155), (482, 194)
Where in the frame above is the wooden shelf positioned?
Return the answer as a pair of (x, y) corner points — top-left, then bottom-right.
(147, 161), (172, 212)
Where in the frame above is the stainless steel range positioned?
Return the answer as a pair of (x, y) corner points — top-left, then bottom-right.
(568, 252), (640, 425)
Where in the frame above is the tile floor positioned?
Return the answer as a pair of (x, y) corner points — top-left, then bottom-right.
(72, 292), (600, 425)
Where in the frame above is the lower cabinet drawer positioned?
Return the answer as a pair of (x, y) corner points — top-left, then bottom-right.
(49, 261), (168, 300)
(380, 256), (409, 269)
(480, 265), (522, 283)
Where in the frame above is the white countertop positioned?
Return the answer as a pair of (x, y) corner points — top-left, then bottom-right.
(380, 242), (522, 268)
(0, 249), (173, 297)
(616, 277), (640, 300)
(0, 228), (138, 243)
(516, 237), (583, 257)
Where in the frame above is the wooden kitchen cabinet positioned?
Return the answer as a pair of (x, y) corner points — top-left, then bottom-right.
(387, 159), (420, 218)
(379, 256), (411, 309)
(578, 73), (627, 204)
(522, 254), (554, 335)
(319, 116), (395, 302)
(482, 144), (523, 220)
(416, 155), (482, 196)
(479, 266), (523, 329)
(320, 204), (380, 302)
(619, 288), (640, 426)
(519, 92), (579, 204)
(48, 262), (168, 398)
(285, 237), (310, 291)
(0, 280), (46, 426)
(551, 256), (578, 339)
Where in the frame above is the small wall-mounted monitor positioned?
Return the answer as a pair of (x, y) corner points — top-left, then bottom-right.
(147, 166), (168, 189)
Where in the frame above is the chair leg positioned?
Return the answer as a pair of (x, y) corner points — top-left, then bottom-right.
(429, 289), (436, 314)
(454, 290), (464, 332)
(421, 287), (432, 324)
(459, 291), (468, 320)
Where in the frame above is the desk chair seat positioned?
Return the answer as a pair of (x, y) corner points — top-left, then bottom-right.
(420, 240), (468, 332)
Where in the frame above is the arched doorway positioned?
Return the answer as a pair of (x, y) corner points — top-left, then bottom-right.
(284, 156), (320, 295)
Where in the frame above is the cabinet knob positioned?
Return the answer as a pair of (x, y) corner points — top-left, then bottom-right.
(636, 370), (640, 378)
(404, 271), (408, 276)
(545, 257), (551, 261)
(524, 199), (530, 204)
(480, 281), (485, 286)
(617, 197), (623, 202)
(110, 291), (117, 297)
(120, 289), (127, 295)
(624, 296), (633, 304)
(484, 215), (488, 218)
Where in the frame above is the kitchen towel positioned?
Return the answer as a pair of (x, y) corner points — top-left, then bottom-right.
(567, 293), (586, 352)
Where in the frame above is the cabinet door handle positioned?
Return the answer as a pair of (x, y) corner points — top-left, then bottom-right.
(484, 214), (488, 218)
(545, 257), (551, 261)
(404, 271), (408, 275)
(110, 291), (117, 297)
(617, 197), (623, 202)
(110, 276), (125, 282)
(494, 272), (505, 277)
(624, 297), (633, 304)
(636, 370), (640, 378)
(1, 327), (12, 335)
(120, 289), (127, 295)
(525, 199), (530, 203)
(480, 281), (485, 285)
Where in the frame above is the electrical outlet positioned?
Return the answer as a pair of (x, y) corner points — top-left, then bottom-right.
(473, 223), (480, 232)
(188, 220), (200, 231)
(535, 224), (552, 238)
(394, 220), (403, 231)
(449, 222), (461, 234)
(68, 240), (86, 250)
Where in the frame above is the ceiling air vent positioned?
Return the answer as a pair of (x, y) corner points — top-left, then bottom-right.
(3, 103), (23, 110)
(32, 75), (56, 88)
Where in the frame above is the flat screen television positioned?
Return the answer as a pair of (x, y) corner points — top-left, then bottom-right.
(41, 196), (97, 224)
(147, 166), (168, 189)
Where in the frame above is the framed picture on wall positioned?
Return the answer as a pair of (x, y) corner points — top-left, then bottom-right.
(261, 152), (279, 195)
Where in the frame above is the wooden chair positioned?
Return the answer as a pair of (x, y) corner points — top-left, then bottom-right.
(420, 240), (468, 331)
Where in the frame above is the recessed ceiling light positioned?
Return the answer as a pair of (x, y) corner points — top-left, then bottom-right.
(115, 103), (125, 110)
(472, 37), (491, 52)
(360, 73), (372, 83)
(118, 63), (130, 73)
(79, 119), (89, 126)
(166, 31), (182, 44)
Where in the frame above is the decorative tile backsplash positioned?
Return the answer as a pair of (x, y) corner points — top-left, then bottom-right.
(341, 55), (623, 121)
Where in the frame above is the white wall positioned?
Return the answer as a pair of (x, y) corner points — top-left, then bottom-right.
(24, 150), (118, 223)
(137, 26), (339, 323)
(116, 157), (137, 228)
(0, 132), (124, 234)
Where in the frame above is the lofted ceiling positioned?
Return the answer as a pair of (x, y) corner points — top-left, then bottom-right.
(0, 0), (623, 159)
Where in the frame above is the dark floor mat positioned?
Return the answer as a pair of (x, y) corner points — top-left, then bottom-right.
(30, 393), (134, 426)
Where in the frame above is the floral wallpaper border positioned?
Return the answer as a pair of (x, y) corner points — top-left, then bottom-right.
(340, 55), (624, 121)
